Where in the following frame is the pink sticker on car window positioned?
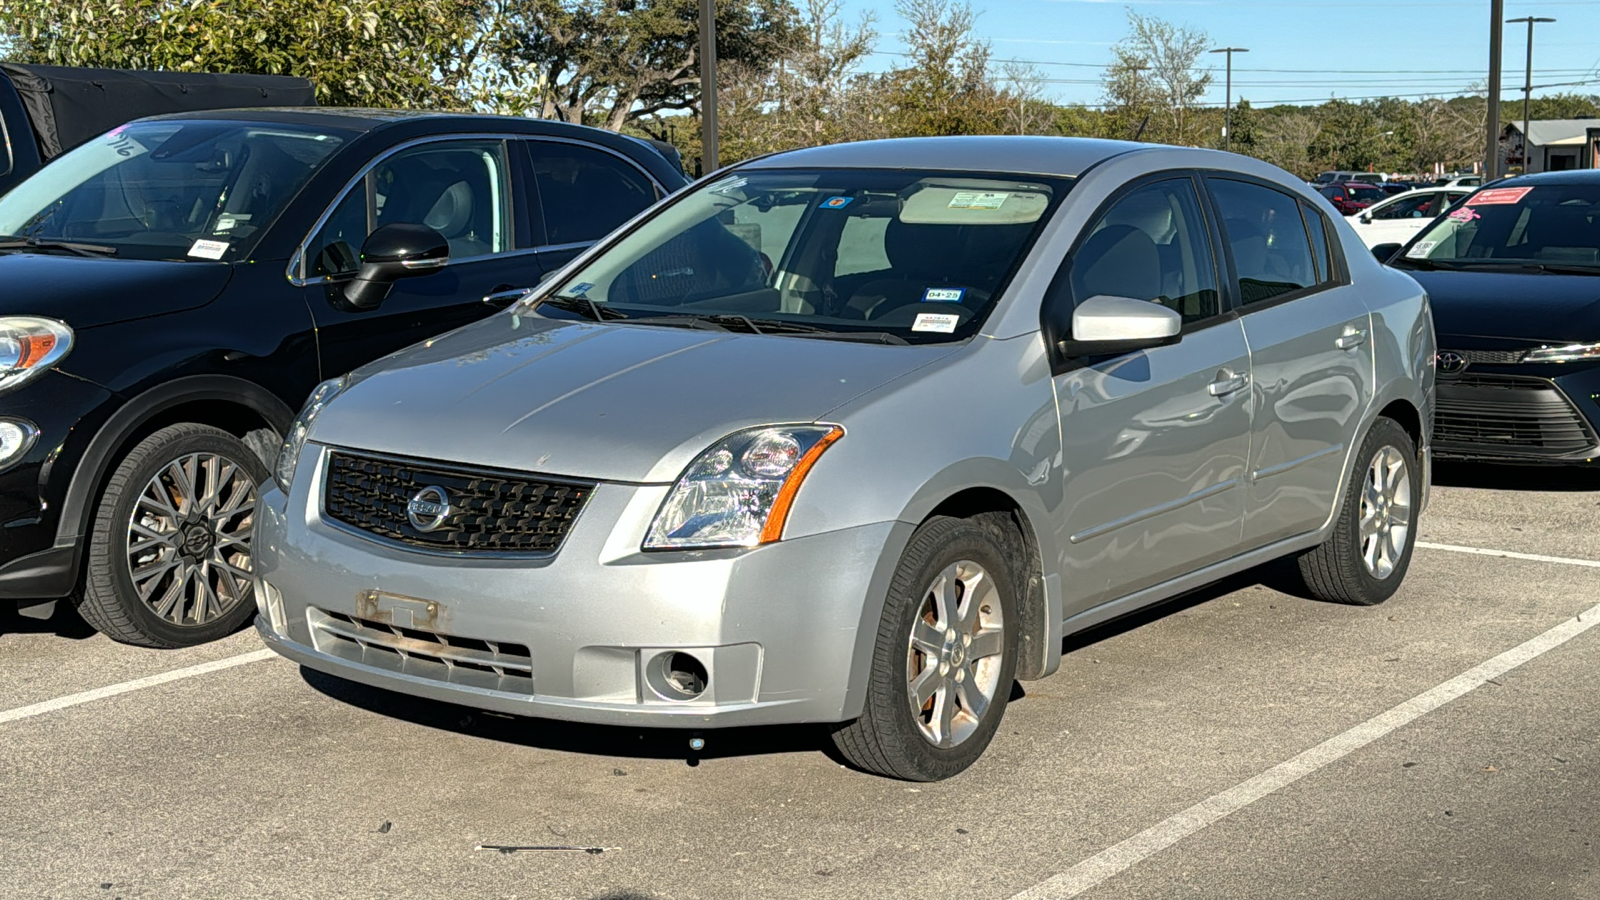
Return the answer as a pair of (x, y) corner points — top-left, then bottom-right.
(1466, 187), (1533, 206)
(1448, 207), (1481, 223)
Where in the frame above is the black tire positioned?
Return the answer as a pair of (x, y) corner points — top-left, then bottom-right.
(832, 514), (1021, 781)
(77, 424), (268, 648)
(1297, 417), (1419, 606)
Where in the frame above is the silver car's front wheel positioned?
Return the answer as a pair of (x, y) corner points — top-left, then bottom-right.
(906, 560), (1006, 749)
(1298, 416), (1419, 606)
(833, 514), (1020, 780)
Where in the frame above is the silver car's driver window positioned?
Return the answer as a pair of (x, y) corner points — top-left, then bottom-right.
(1069, 178), (1220, 324)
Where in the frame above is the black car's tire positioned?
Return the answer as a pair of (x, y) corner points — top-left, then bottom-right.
(77, 424), (267, 648)
(1297, 417), (1419, 607)
(832, 514), (1020, 781)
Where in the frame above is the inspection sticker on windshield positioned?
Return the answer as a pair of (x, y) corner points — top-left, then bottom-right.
(947, 191), (1010, 210)
(923, 287), (965, 303)
(1405, 240), (1437, 259)
(821, 196), (854, 209)
(1467, 187), (1533, 205)
(187, 239), (229, 260)
(912, 312), (960, 333)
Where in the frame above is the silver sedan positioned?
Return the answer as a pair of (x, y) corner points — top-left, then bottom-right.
(254, 136), (1435, 780)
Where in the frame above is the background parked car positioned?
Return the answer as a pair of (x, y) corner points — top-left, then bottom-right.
(0, 108), (687, 646)
(1317, 181), (1387, 215)
(0, 64), (314, 196)
(1378, 182), (1414, 196)
(1347, 186), (1472, 248)
(1384, 171), (1600, 464)
(253, 136), (1434, 780)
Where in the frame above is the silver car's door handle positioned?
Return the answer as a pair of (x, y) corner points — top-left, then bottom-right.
(1208, 370), (1250, 397)
(483, 287), (535, 308)
(1336, 325), (1369, 350)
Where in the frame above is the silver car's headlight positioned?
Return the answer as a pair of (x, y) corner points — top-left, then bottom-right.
(644, 425), (844, 550)
(1523, 342), (1600, 364)
(0, 317), (73, 395)
(275, 376), (348, 492)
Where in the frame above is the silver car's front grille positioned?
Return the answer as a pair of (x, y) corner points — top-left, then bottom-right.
(308, 608), (535, 695)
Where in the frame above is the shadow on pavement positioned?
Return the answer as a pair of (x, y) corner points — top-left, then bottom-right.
(1433, 460), (1600, 492)
(0, 598), (97, 641)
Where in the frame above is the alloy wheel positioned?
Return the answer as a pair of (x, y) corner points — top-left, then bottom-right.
(125, 452), (258, 626)
(905, 559), (1006, 748)
(1358, 445), (1412, 580)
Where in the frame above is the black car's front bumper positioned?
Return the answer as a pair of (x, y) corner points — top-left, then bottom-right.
(1433, 362), (1600, 464)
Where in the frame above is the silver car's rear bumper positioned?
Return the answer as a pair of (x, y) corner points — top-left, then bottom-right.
(253, 473), (905, 729)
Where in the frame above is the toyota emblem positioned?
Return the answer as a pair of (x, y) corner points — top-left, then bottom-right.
(406, 485), (452, 532)
(1435, 350), (1467, 375)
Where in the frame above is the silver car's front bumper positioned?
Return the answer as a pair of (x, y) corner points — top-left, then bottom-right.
(253, 457), (907, 729)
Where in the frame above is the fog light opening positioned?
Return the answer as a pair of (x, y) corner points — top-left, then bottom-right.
(661, 652), (708, 699)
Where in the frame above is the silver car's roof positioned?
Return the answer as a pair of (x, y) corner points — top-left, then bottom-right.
(738, 136), (1153, 178)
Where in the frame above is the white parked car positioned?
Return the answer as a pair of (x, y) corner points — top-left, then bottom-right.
(1346, 187), (1472, 248)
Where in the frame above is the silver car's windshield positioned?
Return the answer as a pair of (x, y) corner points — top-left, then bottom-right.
(1398, 182), (1600, 272)
(541, 168), (1072, 342)
(0, 120), (344, 262)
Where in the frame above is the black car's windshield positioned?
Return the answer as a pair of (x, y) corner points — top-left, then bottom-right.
(1396, 182), (1600, 271)
(540, 168), (1071, 342)
(0, 120), (344, 262)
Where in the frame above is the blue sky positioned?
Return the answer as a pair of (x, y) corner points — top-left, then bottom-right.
(840, 0), (1600, 108)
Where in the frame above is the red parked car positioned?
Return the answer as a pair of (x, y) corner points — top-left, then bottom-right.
(1317, 181), (1385, 215)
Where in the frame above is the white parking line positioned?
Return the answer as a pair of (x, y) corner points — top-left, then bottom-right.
(1417, 541), (1600, 569)
(0, 649), (275, 726)
(1009, 600), (1600, 899)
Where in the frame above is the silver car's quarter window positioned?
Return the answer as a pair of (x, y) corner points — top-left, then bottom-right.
(1210, 179), (1318, 305)
(0, 120), (344, 261)
(1301, 200), (1336, 284)
(1064, 178), (1220, 324)
(307, 139), (510, 277)
(539, 168), (1071, 343)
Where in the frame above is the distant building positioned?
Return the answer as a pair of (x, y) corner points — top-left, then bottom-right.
(1500, 119), (1600, 174)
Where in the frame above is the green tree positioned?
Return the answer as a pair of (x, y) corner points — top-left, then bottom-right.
(1109, 12), (1212, 145)
(0, 0), (492, 108)
(873, 0), (1006, 138)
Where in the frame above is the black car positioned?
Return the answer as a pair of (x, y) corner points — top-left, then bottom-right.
(0, 64), (315, 196)
(1383, 171), (1600, 464)
(0, 108), (687, 645)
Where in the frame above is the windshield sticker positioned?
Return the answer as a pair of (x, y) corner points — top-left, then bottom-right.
(187, 239), (230, 260)
(1447, 207), (1481, 223)
(820, 196), (854, 210)
(709, 176), (748, 194)
(1467, 187), (1533, 206)
(947, 191), (1010, 210)
(569, 282), (595, 295)
(1405, 240), (1437, 259)
(912, 312), (960, 333)
(923, 287), (966, 303)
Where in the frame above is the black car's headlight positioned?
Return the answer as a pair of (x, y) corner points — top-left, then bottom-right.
(643, 425), (843, 550)
(0, 317), (73, 395)
(275, 377), (348, 492)
(1523, 342), (1600, 364)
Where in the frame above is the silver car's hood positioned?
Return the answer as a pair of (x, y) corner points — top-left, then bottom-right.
(311, 313), (956, 483)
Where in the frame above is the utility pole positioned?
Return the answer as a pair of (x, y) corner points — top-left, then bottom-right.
(699, 0), (719, 174)
(1485, 0), (1504, 179)
(1124, 64), (1150, 141)
(1209, 47), (1248, 152)
(1507, 15), (1556, 173)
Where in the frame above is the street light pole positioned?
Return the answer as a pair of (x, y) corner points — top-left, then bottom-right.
(699, 0), (719, 174)
(1209, 47), (1248, 152)
(1507, 15), (1556, 173)
(1485, 0), (1504, 179)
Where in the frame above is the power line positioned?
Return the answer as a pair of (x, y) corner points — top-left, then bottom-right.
(867, 49), (1596, 77)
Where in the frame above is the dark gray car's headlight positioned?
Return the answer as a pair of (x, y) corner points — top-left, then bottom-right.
(0, 317), (73, 395)
(1523, 342), (1600, 364)
(274, 376), (348, 492)
(644, 425), (843, 550)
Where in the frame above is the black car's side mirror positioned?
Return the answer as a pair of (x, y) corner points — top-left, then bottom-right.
(342, 223), (450, 310)
(1371, 242), (1403, 265)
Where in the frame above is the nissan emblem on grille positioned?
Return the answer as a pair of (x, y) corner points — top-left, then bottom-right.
(406, 486), (452, 532)
(1436, 350), (1467, 376)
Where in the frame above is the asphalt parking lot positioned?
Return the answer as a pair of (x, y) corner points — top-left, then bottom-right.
(4, 463), (1599, 900)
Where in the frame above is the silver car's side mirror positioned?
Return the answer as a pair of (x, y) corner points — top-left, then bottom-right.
(1068, 294), (1182, 350)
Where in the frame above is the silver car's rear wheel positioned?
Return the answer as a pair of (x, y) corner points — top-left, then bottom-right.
(1358, 445), (1411, 580)
(906, 560), (1006, 749)
(126, 452), (258, 626)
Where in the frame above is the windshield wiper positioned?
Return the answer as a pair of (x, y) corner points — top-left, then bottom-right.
(621, 315), (731, 332)
(777, 330), (911, 345)
(710, 316), (911, 344)
(537, 293), (627, 322)
(0, 235), (118, 258)
(1522, 262), (1600, 276)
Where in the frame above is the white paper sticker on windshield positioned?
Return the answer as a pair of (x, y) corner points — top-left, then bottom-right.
(912, 312), (960, 333)
(947, 191), (1010, 210)
(187, 239), (230, 260)
(1404, 240), (1437, 259)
